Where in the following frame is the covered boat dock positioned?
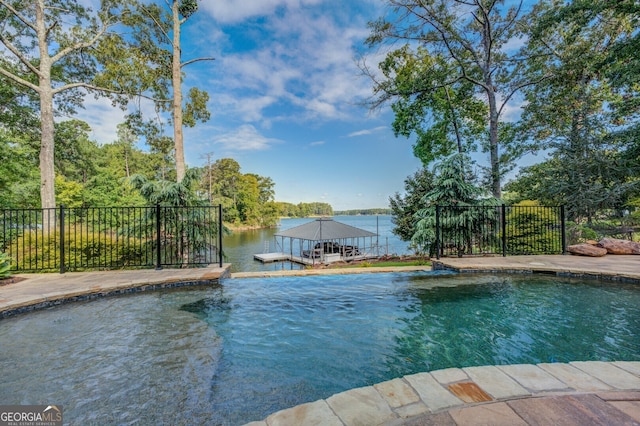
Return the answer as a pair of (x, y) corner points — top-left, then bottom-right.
(254, 217), (380, 266)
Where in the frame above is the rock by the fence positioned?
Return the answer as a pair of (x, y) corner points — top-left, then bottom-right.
(585, 240), (599, 246)
(568, 244), (608, 257)
(598, 238), (640, 255)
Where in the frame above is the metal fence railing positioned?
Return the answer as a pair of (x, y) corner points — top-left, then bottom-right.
(1, 204), (223, 273)
(435, 205), (566, 258)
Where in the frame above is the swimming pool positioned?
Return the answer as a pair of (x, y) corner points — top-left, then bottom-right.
(1, 271), (639, 424)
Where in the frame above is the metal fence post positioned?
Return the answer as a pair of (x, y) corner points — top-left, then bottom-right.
(561, 205), (567, 254)
(435, 205), (441, 260)
(59, 204), (65, 274)
(155, 203), (162, 270)
(501, 204), (507, 257)
(218, 204), (223, 267)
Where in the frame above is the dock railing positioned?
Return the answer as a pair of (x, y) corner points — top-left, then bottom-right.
(1, 204), (224, 273)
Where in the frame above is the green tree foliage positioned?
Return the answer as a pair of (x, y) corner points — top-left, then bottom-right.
(513, 0), (640, 223)
(0, 58), (40, 208)
(369, 45), (487, 165)
(296, 202), (334, 217)
(55, 176), (84, 208)
(54, 120), (98, 184)
(130, 168), (203, 207)
(0, 130), (39, 208)
(551, 1), (640, 103)
(366, 0), (538, 197)
(129, 169), (218, 265)
(274, 202), (300, 218)
(204, 158), (280, 226)
(505, 200), (560, 254)
(273, 202), (334, 218)
(335, 209), (392, 216)
(412, 154), (498, 255)
(0, 252), (11, 278)
(11, 228), (147, 272)
(0, 57), (39, 137)
(0, 0), (131, 209)
(389, 168), (436, 243)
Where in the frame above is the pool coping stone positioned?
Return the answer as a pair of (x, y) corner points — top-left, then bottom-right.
(0, 264), (232, 318)
(247, 362), (640, 426)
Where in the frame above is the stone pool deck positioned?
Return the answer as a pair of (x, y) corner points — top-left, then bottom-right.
(0, 264), (232, 318)
(1, 255), (639, 424)
(432, 254), (640, 282)
(249, 361), (640, 426)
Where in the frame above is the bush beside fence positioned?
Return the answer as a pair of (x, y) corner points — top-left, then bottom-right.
(435, 204), (566, 258)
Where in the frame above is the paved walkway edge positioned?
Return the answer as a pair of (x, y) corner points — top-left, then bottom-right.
(246, 361), (640, 426)
(432, 255), (640, 283)
(0, 264), (232, 318)
(231, 265), (432, 278)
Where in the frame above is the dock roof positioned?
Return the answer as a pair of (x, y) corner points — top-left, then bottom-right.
(275, 218), (377, 241)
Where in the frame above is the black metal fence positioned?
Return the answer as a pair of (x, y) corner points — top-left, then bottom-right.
(1, 205), (223, 273)
(435, 204), (566, 258)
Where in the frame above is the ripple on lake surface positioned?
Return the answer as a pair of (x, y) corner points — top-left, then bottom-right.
(1, 271), (639, 425)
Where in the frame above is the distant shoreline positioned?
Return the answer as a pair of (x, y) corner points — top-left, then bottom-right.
(226, 214), (393, 232)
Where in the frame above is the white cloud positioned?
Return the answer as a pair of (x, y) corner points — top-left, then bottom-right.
(501, 35), (528, 53)
(203, 2), (375, 125)
(215, 93), (278, 124)
(72, 97), (127, 145)
(200, 0), (323, 24)
(347, 126), (387, 137)
(212, 124), (282, 151)
(309, 140), (325, 146)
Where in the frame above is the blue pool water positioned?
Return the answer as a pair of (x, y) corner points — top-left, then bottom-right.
(1, 272), (639, 425)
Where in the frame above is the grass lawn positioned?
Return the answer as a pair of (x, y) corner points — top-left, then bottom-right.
(326, 256), (430, 269)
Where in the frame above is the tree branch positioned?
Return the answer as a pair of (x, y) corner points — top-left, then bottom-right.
(497, 73), (552, 118)
(181, 57), (215, 68)
(140, 3), (172, 45)
(52, 81), (171, 104)
(0, 67), (40, 93)
(46, 20), (58, 39)
(0, 33), (42, 76)
(50, 20), (110, 64)
(0, 0), (37, 32)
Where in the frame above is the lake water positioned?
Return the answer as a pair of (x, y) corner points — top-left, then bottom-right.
(223, 215), (411, 272)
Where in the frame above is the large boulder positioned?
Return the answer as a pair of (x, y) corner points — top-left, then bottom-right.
(598, 238), (640, 255)
(568, 244), (608, 257)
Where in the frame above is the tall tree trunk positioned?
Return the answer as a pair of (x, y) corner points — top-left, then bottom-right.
(445, 86), (464, 154)
(39, 84), (56, 210)
(36, 1), (55, 211)
(124, 147), (130, 178)
(172, 1), (185, 183)
(479, 3), (501, 199)
(487, 89), (501, 199)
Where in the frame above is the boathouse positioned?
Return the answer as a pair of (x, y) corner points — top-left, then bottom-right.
(254, 217), (379, 265)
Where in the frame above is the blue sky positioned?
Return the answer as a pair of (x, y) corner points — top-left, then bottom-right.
(76, 0), (422, 210)
(77, 0), (531, 210)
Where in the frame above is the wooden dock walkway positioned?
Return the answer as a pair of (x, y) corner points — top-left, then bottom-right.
(253, 252), (291, 263)
(254, 251), (379, 266)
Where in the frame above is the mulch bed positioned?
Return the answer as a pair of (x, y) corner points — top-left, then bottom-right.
(0, 277), (26, 287)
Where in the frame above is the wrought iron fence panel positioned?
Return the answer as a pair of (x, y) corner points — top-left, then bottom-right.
(435, 205), (565, 258)
(504, 205), (565, 255)
(1, 205), (223, 273)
